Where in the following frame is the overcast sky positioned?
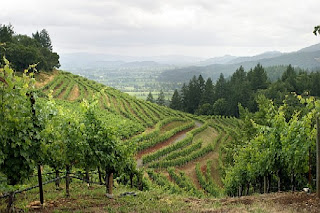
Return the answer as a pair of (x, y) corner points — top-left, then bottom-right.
(1, 0), (320, 58)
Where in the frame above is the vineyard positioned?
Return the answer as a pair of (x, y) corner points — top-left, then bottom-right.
(0, 66), (243, 212)
(3, 67), (319, 213)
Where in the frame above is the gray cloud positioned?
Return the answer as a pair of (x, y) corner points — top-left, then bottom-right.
(1, 0), (320, 57)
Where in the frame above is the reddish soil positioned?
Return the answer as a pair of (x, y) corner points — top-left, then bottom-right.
(136, 127), (194, 159)
(34, 71), (57, 89)
(68, 85), (79, 101)
(201, 165), (207, 174)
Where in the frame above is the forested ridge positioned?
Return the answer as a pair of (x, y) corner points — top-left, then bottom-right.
(170, 63), (320, 117)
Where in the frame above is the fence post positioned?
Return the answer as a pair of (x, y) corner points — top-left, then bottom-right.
(316, 116), (320, 198)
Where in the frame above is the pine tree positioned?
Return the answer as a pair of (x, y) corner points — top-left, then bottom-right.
(281, 64), (297, 91)
(180, 83), (188, 112)
(247, 63), (268, 90)
(201, 77), (214, 105)
(214, 73), (227, 101)
(146, 91), (154, 103)
(228, 66), (251, 116)
(156, 90), (165, 106)
(198, 75), (205, 94)
(170, 89), (182, 110)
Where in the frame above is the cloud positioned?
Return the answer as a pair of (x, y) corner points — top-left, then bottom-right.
(1, 0), (320, 57)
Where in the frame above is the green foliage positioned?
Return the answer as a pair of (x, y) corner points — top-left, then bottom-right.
(32, 29), (52, 51)
(313, 25), (320, 35)
(170, 89), (182, 110)
(142, 122), (209, 164)
(167, 167), (205, 198)
(146, 91), (154, 103)
(147, 170), (186, 195)
(223, 94), (318, 196)
(0, 24), (59, 71)
(156, 89), (166, 106)
(0, 24), (14, 43)
(195, 162), (221, 197)
(0, 59), (37, 185)
(171, 63), (320, 118)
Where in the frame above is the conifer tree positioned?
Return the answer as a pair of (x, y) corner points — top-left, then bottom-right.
(146, 91), (154, 103)
(170, 89), (182, 110)
(214, 73), (227, 101)
(247, 63), (268, 90)
(201, 77), (214, 105)
(156, 90), (165, 106)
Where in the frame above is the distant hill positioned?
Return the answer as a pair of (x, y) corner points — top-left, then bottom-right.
(297, 43), (320, 52)
(158, 44), (320, 83)
(60, 53), (203, 70)
(226, 51), (283, 64)
(197, 55), (237, 66)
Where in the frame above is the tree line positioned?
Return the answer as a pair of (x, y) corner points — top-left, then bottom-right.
(0, 24), (60, 71)
(169, 63), (320, 117)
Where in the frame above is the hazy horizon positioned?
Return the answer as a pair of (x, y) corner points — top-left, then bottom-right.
(2, 0), (320, 58)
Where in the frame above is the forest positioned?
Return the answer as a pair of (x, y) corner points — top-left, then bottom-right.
(169, 64), (320, 117)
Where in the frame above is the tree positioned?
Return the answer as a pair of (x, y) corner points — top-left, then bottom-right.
(201, 77), (214, 105)
(0, 24), (60, 72)
(32, 29), (52, 51)
(185, 75), (202, 113)
(170, 89), (182, 110)
(228, 66), (251, 116)
(247, 63), (268, 91)
(212, 98), (227, 115)
(0, 24), (14, 43)
(198, 74), (205, 94)
(156, 90), (165, 106)
(314, 25), (320, 36)
(196, 103), (212, 115)
(214, 73), (227, 101)
(180, 83), (188, 111)
(146, 91), (154, 103)
(281, 64), (296, 91)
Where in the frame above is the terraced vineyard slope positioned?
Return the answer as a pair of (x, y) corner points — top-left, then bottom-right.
(35, 71), (239, 198)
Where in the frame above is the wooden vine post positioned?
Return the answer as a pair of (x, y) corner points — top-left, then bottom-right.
(316, 116), (320, 198)
(29, 92), (44, 205)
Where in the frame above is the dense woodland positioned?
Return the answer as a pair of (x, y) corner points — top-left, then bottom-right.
(170, 64), (320, 117)
(0, 24), (60, 71)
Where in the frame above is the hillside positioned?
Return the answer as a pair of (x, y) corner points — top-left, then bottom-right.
(33, 70), (236, 194)
(159, 44), (320, 83)
(2, 70), (320, 212)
